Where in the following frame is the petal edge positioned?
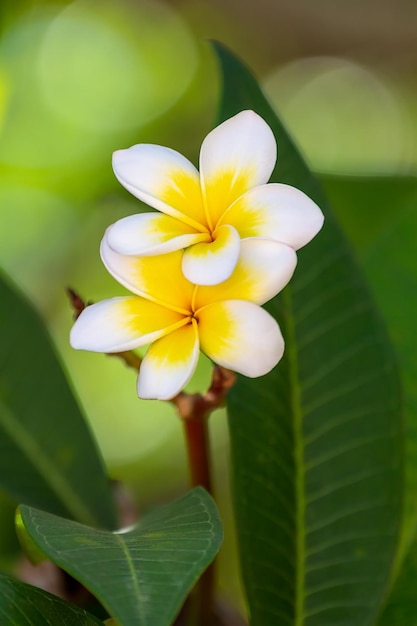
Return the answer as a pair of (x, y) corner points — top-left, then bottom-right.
(198, 300), (284, 377)
(70, 297), (187, 353)
(113, 144), (207, 229)
(182, 224), (241, 286)
(106, 213), (208, 257)
(200, 111), (277, 226)
(138, 321), (199, 400)
(220, 183), (324, 250)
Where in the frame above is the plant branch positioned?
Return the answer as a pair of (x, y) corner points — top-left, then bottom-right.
(67, 288), (142, 372)
(67, 288), (236, 411)
(68, 288), (236, 625)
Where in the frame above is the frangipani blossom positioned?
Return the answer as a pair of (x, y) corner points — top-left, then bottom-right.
(70, 237), (297, 400)
(108, 110), (324, 286)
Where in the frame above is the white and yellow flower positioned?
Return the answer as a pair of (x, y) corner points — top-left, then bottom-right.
(70, 237), (297, 400)
(108, 110), (324, 286)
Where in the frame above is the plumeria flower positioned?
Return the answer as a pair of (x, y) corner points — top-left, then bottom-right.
(108, 110), (324, 286)
(70, 237), (298, 400)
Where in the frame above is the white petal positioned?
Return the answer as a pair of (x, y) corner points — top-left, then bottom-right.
(138, 321), (199, 400)
(70, 296), (187, 353)
(105, 213), (209, 256)
(199, 111), (277, 226)
(194, 238), (297, 308)
(112, 144), (207, 229)
(198, 300), (284, 377)
(181, 224), (241, 286)
(220, 183), (324, 250)
(100, 239), (194, 312)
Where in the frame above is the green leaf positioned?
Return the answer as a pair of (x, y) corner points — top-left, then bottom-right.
(323, 175), (417, 532)
(376, 538), (417, 625)
(321, 174), (417, 546)
(0, 270), (116, 529)
(15, 508), (48, 564)
(0, 571), (104, 625)
(320, 174), (417, 258)
(214, 43), (403, 626)
(19, 487), (223, 626)
(320, 175), (417, 623)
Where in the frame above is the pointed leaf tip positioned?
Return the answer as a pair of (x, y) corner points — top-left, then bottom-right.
(19, 488), (223, 626)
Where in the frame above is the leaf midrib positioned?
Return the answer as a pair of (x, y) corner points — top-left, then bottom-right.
(114, 534), (145, 624)
(0, 400), (98, 527)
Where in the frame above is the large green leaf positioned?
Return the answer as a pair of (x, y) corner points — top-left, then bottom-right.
(320, 174), (417, 258)
(18, 487), (223, 626)
(214, 43), (404, 626)
(376, 540), (417, 625)
(0, 571), (103, 625)
(320, 175), (417, 624)
(362, 191), (417, 624)
(0, 271), (116, 529)
(321, 174), (417, 546)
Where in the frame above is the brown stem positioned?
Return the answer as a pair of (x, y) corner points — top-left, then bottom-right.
(177, 368), (236, 626)
(109, 350), (141, 371)
(172, 366), (236, 419)
(68, 289), (237, 625)
(183, 417), (212, 494)
(182, 415), (215, 626)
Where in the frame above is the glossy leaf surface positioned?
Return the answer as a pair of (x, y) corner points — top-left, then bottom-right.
(214, 43), (403, 626)
(321, 175), (417, 624)
(19, 487), (223, 626)
(322, 174), (417, 546)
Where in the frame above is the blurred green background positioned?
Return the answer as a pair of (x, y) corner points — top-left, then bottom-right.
(1, 0), (417, 611)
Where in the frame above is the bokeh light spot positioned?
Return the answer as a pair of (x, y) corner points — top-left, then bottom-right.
(37, 0), (198, 132)
(265, 57), (413, 174)
(0, 0), (198, 167)
(0, 8), (102, 167)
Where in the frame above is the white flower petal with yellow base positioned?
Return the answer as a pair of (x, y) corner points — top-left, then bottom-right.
(182, 224), (241, 286)
(112, 144), (207, 229)
(219, 183), (324, 250)
(70, 296), (188, 353)
(199, 110), (277, 227)
(198, 300), (284, 377)
(100, 240), (194, 313)
(194, 238), (297, 309)
(105, 213), (209, 256)
(138, 321), (199, 400)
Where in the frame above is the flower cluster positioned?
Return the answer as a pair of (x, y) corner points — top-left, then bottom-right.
(70, 111), (324, 399)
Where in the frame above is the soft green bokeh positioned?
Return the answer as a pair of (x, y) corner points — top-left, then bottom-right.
(1, 0), (416, 614)
(1, 0), (415, 475)
(264, 57), (417, 175)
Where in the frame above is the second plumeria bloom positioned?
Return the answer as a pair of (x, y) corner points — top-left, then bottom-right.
(70, 238), (297, 400)
(108, 110), (324, 286)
